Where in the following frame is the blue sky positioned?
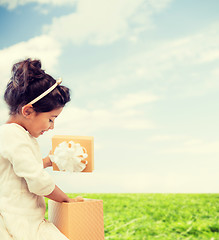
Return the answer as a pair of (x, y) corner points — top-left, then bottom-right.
(0, 0), (219, 193)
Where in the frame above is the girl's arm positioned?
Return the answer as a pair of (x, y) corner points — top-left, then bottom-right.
(44, 185), (83, 203)
(43, 153), (52, 168)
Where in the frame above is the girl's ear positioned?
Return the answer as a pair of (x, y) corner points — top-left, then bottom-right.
(21, 104), (34, 118)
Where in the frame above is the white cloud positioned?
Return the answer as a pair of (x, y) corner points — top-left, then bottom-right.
(165, 24), (219, 66)
(44, 0), (172, 45)
(0, 35), (61, 97)
(53, 105), (155, 134)
(148, 0), (172, 12)
(211, 68), (219, 77)
(150, 134), (219, 154)
(165, 139), (219, 154)
(148, 134), (219, 156)
(130, 24), (219, 72)
(149, 135), (185, 142)
(109, 22), (219, 98)
(113, 92), (159, 109)
(0, 0), (76, 10)
(141, 23), (219, 65)
(0, 0), (172, 12)
(55, 90), (159, 133)
(69, 21), (219, 104)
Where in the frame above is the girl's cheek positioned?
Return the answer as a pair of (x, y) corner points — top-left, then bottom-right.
(43, 121), (50, 129)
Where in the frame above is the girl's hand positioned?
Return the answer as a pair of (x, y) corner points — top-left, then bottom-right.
(45, 186), (84, 203)
(43, 150), (53, 168)
(68, 196), (84, 202)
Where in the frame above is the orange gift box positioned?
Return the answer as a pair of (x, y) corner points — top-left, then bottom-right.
(48, 199), (105, 240)
(51, 135), (94, 172)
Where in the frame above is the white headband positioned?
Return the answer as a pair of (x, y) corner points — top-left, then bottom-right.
(28, 78), (62, 105)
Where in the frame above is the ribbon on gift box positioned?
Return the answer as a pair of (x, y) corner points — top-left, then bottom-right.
(50, 141), (88, 172)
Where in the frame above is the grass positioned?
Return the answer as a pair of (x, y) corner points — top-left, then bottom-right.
(45, 193), (219, 240)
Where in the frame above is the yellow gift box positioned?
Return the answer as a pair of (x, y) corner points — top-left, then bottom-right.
(48, 199), (105, 240)
(51, 135), (94, 172)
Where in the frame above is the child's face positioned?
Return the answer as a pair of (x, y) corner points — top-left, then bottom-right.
(28, 107), (63, 138)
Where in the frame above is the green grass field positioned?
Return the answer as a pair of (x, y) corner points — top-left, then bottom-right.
(45, 193), (219, 240)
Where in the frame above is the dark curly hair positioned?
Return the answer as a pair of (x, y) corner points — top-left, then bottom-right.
(4, 58), (71, 115)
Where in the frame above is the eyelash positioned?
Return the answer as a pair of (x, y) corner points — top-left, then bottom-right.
(49, 119), (54, 123)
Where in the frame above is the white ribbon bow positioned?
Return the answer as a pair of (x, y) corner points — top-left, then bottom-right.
(50, 141), (88, 172)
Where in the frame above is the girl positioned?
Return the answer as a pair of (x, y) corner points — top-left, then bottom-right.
(0, 58), (82, 240)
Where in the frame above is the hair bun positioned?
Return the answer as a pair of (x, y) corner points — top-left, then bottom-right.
(11, 58), (45, 92)
(30, 59), (41, 69)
